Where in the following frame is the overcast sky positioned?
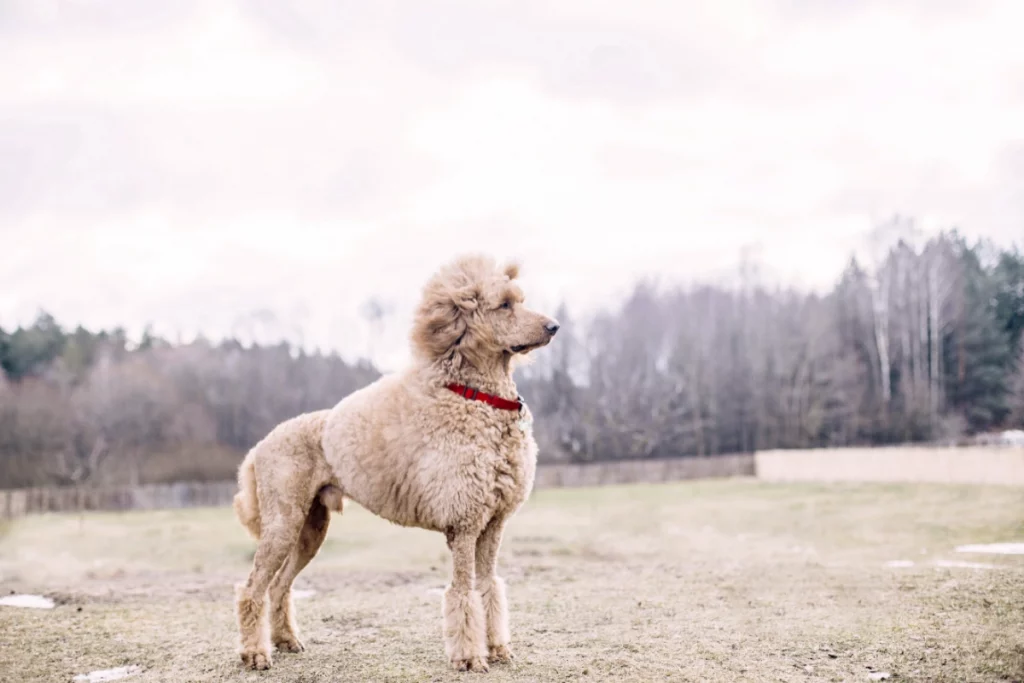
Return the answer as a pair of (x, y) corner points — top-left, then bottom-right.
(2, 0), (1022, 369)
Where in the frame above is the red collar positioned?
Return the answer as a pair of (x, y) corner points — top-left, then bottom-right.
(446, 383), (523, 412)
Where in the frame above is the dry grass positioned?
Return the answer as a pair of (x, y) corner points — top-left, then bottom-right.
(1, 479), (1022, 683)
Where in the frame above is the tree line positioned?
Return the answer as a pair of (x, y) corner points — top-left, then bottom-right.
(1, 226), (1022, 487)
(520, 227), (1024, 461)
(0, 327), (380, 488)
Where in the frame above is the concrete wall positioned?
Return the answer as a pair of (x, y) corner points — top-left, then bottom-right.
(0, 454), (754, 519)
(756, 446), (1024, 486)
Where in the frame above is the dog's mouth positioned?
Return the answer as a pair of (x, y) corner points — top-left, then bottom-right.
(509, 340), (547, 354)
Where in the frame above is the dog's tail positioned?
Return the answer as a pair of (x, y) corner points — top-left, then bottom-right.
(233, 453), (261, 540)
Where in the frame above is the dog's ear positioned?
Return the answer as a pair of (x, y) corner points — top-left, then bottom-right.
(503, 261), (520, 280)
(411, 296), (468, 360)
(411, 282), (482, 360)
(452, 284), (480, 312)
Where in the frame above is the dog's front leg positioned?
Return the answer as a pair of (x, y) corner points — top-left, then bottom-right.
(475, 516), (512, 663)
(442, 529), (488, 672)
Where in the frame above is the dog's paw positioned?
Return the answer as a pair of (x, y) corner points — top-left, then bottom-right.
(274, 636), (305, 653)
(451, 655), (489, 673)
(488, 644), (513, 664)
(240, 649), (272, 670)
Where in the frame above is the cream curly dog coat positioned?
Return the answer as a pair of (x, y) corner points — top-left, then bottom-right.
(232, 254), (559, 672)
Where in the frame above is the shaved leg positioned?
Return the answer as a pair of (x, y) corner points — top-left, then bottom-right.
(268, 497), (331, 652)
(443, 530), (488, 672)
(476, 516), (512, 663)
(236, 504), (305, 670)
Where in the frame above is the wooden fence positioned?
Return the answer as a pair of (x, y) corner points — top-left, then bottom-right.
(0, 454), (755, 520)
(533, 453), (754, 488)
(0, 481), (239, 520)
(8, 446), (1024, 520)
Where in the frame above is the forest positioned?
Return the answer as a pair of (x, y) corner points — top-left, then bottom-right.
(2, 227), (1023, 488)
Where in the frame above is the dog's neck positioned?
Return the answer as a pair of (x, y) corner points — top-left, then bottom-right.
(434, 350), (518, 400)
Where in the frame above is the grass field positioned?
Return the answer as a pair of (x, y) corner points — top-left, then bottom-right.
(1, 479), (1022, 682)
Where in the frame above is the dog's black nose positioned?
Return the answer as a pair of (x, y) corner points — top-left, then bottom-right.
(545, 322), (560, 336)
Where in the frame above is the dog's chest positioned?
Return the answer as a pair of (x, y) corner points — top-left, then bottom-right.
(487, 409), (537, 511)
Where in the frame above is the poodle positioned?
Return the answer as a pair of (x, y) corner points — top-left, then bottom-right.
(232, 254), (559, 672)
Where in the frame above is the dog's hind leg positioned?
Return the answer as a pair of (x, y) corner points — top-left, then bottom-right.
(442, 530), (488, 672)
(475, 516), (512, 663)
(267, 493), (331, 653)
(236, 496), (306, 670)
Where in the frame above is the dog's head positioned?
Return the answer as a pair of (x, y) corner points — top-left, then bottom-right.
(410, 254), (559, 367)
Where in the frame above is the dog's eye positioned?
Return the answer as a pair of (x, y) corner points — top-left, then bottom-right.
(499, 301), (511, 310)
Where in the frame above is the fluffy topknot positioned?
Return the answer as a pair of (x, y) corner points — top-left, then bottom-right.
(410, 254), (519, 362)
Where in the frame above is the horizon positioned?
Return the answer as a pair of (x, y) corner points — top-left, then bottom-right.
(5, 227), (1019, 375)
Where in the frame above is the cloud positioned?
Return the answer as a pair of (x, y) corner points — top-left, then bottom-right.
(1, 0), (1022, 370)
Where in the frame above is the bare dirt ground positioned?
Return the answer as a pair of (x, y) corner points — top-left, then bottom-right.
(1, 479), (1022, 683)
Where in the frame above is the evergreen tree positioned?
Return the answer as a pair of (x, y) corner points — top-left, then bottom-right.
(943, 241), (1013, 431)
(993, 248), (1024, 356)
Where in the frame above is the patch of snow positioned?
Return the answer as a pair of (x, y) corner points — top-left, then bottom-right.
(425, 586), (445, 596)
(867, 673), (891, 681)
(292, 589), (316, 599)
(972, 429), (1024, 446)
(885, 560), (915, 568)
(955, 542), (1024, 555)
(72, 666), (142, 682)
(1000, 429), (1024, 446)
(0, 594), (55, 609)
(934, 559), (998, 570)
